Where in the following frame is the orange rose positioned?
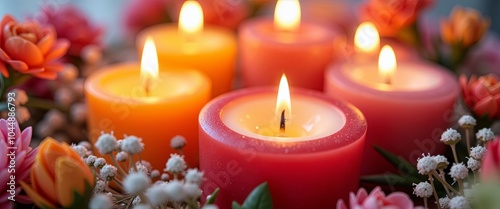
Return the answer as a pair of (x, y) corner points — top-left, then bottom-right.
(460, 74), (500, 119)
(441, 6), (490, 47)
(0, 15), (69, 79)
(21, 138), (94, 209)
(360, 0), (433, 37)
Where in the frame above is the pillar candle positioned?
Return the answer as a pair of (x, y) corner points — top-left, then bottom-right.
(199, 83), (366, 209)
(85, 39), (211, 170)
(238, 0), (337, 90)
(324, 46), (459, 175)
(136, 1), (236, 97)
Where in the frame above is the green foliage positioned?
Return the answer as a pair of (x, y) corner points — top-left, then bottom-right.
(205, 188), (220, 205)
(65, 180), (94, 209)
(232, 182), (273, 209)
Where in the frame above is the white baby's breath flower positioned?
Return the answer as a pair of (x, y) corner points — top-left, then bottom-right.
(116, 140), (123, 151)
(136, 163), (149, 174)
(94, 158), (107, 169)
(78, 141), (92, 151)
(441, 128), (461, 145)
(439, 197), (450, 209)
(132, 196), (141, 205)
(85, 155), (97, 166)
(100, 165), (118, 181)
(476, 128), (495, 142)
(458, 115), (476, 127)
(161, 173), (169, 181)
(203, 205), (219, 209)
(434, 155), (449, 170)
(71, 144), (88, 158)
(121, 135), (144, 154)
(137, 161), (152, 172)
(165, 180), (185, 202)
(470, 145), (486, 160)
(124, 172), (151, 195)
(116, 151), (128, 162)
(184, 183), (202, 199)
(165, 154), (187, 173)
(413, 182), (433, 198)
(185, 168), (204, 185)
(449, 163), (469, 180)
(146, 182), (168, 206)
(95, 133), (117, 155)
(449, 196), (470, 209)
(417, 154), (438, 175)
(89, 194), (113, 209)
(467, 158), (481, 171)
(94, 180), (106, 193)
(170, 135), (187, 149)
(150, 170), (160, 178)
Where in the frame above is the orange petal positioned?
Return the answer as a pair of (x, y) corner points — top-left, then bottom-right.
(474, 96), (497, 118)
(0, 62), (8, 77)
(6, 60), (28, 72)
(38, 137), (67, 179)
(55, 156), (91, 207)
(0, 48), (12, 61)
(31, 70), (58, 80)
(0, 15), (16, 42)
(45, 39), (69, 62)
(31, 160), (59, 205)
(20, 181), (57, 209)
(37, 34), (55, 56)
(4, 36), (44, 66)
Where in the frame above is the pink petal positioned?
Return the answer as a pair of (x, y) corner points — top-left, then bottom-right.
(386, 193), (414, 209)
(336, 200), (348, 209)
(4, 36), (44, 66)
(481, 140), (500, 180)
(44, 39), (69, 62)
(362, 196), (381, 209)
(474, 96), (498, 118)
(20, 127), (32, 151)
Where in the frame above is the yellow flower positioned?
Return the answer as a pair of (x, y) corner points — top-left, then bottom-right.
(21, 137), (95, 209)
(441, 6), (490, 47)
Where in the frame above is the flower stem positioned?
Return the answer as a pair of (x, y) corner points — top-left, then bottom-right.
(439, 169), (451, 197)
(432, 170), (460, 196)
(465, 128), (471, 155)
(450, 144), (459, 164)
(458, 179), (464, 195)
(109, 154), (128, 177)
(428, 174), (442, 209)
(424, 197), (428, 209)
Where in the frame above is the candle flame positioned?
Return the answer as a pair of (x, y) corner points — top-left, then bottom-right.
(274, 0), (301, 32)
(354, 22), (380, 54)
(140, 37), (159, 94)
(179, 0), (204, 40)
(276, 74), (292, 124)
(378, 45), (396, 85)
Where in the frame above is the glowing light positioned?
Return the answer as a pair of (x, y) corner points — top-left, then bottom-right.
(140, 37), (159, 94)
(378, 45), (396, 84)
(274, 0), (301, 32)
(179, 0), (204, 39)
(276, 74), (292, 120)
(354, 22), (380, 54)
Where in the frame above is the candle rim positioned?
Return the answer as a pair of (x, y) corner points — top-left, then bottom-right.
(199, 87), (367, 154)
(85, 62), (211, 103)
(326, 60), (459, 99)
(240, 17), (338, 46)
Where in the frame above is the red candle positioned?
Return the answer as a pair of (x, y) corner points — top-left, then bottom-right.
(199, 76), (366, 209)
(324, 46), (459, 175)
(238, 0), (337, 90)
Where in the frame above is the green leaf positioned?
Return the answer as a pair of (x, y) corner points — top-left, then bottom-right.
(205, 188), (220, 205)
(361, 174), (422, 188)
(232, 201), (243, 209)
(373, 145), (418, 176)
(241, 182), (273, 209)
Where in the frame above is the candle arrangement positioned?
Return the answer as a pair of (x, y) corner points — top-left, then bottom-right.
(0, 0), (499, 209)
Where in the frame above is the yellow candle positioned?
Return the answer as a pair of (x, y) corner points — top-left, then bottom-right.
(85, 38), (211, 169)
(137, 1), (236, 97)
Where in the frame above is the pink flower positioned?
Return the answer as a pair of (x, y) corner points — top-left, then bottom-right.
(337, 187), (423, 209)
(360, 0), (434, 37)
(0, 119), (38, 208)
(37, 5), (103, 57)
(460, 74), (500, 119)
(460, 35), (500, 76)
(171, 0), (250, 30)
(122, 0), (171, 36)
(0, 15), (69, 79)
(481, 137), (500, 181)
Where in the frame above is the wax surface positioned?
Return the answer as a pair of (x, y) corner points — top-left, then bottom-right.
(325, 61), (459, 174)
(199, 88), (367, 209)
(85, 63), (211, 170)
(239, 18), (337, 90)
(137, 24), (237, 97)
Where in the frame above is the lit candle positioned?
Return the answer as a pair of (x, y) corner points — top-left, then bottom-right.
(199, 75), (367, 209)
(239, 0), (338, 90)
(85, 38), (211, 170)
(137, 0), (236, 97)
(324, 45), (459, 175)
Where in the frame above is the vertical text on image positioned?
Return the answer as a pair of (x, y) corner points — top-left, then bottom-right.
(6, 92), (17, 202)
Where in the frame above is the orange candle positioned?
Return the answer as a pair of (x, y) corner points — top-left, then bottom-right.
(137, 1), (236, 97)
(85, 38), (211, 169)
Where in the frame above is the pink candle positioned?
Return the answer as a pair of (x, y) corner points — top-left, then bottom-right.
(324, 46), (459, 175)
(239, 0), (337, 90)
(199, 81), (366, 209)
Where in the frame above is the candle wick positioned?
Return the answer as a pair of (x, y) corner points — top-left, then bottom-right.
(279, 109), (286, 137)
(144, 77), (151, 96)
(384, 76), (392, 85)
